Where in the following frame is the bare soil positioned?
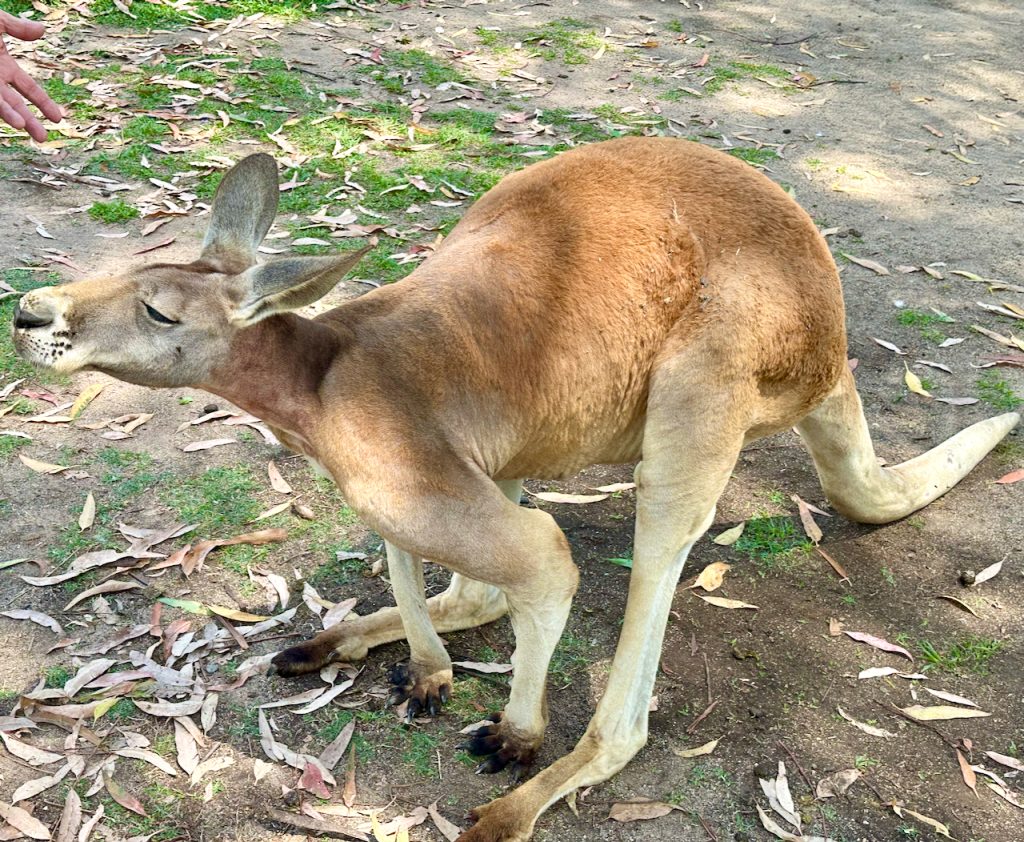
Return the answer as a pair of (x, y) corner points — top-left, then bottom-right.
(1, 1), (1022, 841)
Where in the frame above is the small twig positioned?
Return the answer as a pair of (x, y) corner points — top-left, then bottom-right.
(686, 699), (719, 735)
(703, 652), (712, 705)
(695, 811), (719, 841)
(778, 740), (828, 840)
(806, 79), (869, 87)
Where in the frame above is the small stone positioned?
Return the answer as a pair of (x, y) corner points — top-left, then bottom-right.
(205, 662), (219, 674)
(959, 570), (976, 586)
(203, 403), (219, 414)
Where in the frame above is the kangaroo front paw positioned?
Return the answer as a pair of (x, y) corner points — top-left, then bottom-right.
(388, 662), (453, 722)
(272, 630), (368, 677)
(457, 795), (534, 842)
(458, 713), (540, 781)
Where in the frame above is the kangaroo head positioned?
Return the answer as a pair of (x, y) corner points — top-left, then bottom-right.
(11, 154), (365, 388)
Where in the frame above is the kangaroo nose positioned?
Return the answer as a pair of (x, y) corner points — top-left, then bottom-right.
(13, 301), (54, 329)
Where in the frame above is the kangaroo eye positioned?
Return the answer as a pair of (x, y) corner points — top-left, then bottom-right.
(144, 303), (178, 325)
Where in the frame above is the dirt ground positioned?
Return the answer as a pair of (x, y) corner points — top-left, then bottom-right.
(1, 1), (1023, 841)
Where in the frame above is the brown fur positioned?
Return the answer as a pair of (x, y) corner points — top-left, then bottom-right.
(12, 138), (1017, 842)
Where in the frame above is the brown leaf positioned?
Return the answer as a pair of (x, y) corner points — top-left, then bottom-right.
(712, 522), (745, 545)
(817, 547), (850, 582)
(69, 384), (105, 420)
(529, 490), (609, 504)
(343, 744), (357, 807)
(792, 495), (823, 544)
(1, 609), (64, 635)
(78, 493), (96, 531)
(901, 705), (991, 721)
(815, 768), (861, 798)
(956, 750), (979, 798)
(268, 460), (292, 494)
(105, 777), (146, 816)
(19, 453), (69, 474)
(319, 721), (355, 770)
(672, 738), (719, 758)
(299, 761), (332, 799)
(695, 594), (758, 610)
(208, 605), (271, 623)
(996, 468), (1024, 484)
(844, 630), (913, 660)
(54, 789), (81, 842)
(688, 562), (731, 592)
(0, 802), (51, 840)
(0, 731), (64, 766)
(63, 580), (140, 611)
(841, 253), (890, 275)
(608, 799), (675, 822)
(181, 438), (237, 452)
(428, 802), (461, 842)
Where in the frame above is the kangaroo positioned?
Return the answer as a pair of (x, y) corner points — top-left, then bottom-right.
(12, 137), (1018, 842)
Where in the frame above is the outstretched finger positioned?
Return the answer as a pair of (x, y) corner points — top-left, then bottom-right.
(1, 84), (45, 141)
(0, 14), (46, 43)
(0, 88), (27, 130)
(12, 66), (62, 123)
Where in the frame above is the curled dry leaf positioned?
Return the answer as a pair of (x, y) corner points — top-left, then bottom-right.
(792, 495), (823, 544)
(843, 630), (913, 661)
(904, 365), (932, 398)
(815, 768), (861, 799)
(592, 482), (636, 493)
(688, 562), (730, 592)
(298, 761), (332, 799)
(135, 696), (206, 717)
(190, 755), (234, 786)
(837, 706), (895, 738)
(63, 580), (140, 611)
(55, 788), (81, 842)
(319, 720), (355, 770)
(105, 777), (146, 816)
(695, 594), (758, 610)
(608, 799), (675, 822)
(935, 594), (981, 617)
(759, 761), (800, 831)
(986, 781), (1024, 809)
(755, 804), (801, 842)
(673, 738), (719, 758)
(712, 522), (745, 545)
(253, 500), (292, 522)
(181, 438), (237, 452)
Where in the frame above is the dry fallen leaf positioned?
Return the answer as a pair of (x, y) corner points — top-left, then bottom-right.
(815, 768), (861, 798)
(428, 801), (461, 842)
(695, 594), (758, 610)
(995, 468), (1024, 484)
(688, 562), (731, 592)
(904, 364), (932, 397)
(69, 383), (105, 420)
(792, 494), (824, 544)
(608, 799), (675, 822)
(837, 706), (895, 738)
(901, 705), (991, 721)
(268, 460), (292, 494)
(78, 493), (96, 531)
(844, 630), (913, 661)
(712, 522), (745, 545)
(871, 337), (907, 355)
(181, 438), (237, 452)
(971, 558), (1003, 586)
(19, 453), (69, 474)
(841, 252), (890, 275)
(529, 490), (609, 504)
(891, 804), (952, 838)
(452, 660), (514, 674)
(923, 688), (978, 708)
(0, 801), (52, 840)
(1, 609), (64, 636)
(956, 749), (979, 798)
(592, 482), (636, 493)
(673, 738), (719, 758)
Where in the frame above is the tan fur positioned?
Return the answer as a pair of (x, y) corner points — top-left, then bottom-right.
(12, 138), (1018, 842)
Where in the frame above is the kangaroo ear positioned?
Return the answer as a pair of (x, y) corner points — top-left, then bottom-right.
(229, 247), (370, 325)
(200, 153), (280, 268)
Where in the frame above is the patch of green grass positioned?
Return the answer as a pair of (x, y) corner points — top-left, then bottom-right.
(315, 709), (382, 760)
(91, 0), (317, 28)
(896, 309), (953, 328)
(162, 466), (261, 534)
(919, 636), (1002, 675)
(728, 147), (779, 167)
(524, 18), (604, 65)
(666, 20), (685, 34)
(225, 703), (261, 739)
(88, 200), (139, 224)
(0, 433), (30, 459)
(734, 516), (812, 574)
(447, 676), (507, 723)
(121, 116), (169, 141)
(107, 698), (139, 722)
(992, 440), (1024, 466)
(45, 666), (73, 688)
(976, 373), (1022, 411)
(101, 781), (181, 841)
(549, 633), (591, 688)
(401, 729), (439, 778)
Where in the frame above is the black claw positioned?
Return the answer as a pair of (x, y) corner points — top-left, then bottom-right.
(404, 697), (422, 724)
(440, 684), (451, 705)
(475, 753), (510, 775)
(428, 696), (440, 717)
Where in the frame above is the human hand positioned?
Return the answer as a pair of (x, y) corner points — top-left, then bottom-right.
(0, 11), (63, 142)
